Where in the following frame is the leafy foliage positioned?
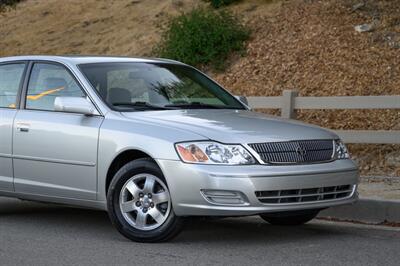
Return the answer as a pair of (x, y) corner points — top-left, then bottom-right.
(204, 0), (241, 9)
(155, 8), (249, 70)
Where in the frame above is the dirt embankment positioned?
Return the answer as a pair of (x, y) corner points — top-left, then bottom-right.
(212, 0), (400, 176)
(1, 0), (399, 176)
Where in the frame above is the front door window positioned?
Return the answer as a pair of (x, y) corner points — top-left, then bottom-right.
(26, 63), (85, 111)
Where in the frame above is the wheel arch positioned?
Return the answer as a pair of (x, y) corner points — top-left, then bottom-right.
(105, 149), (159, 195)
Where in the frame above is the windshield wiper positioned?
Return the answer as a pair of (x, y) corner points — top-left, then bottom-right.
(112, 102), (174, 111)
(165, 102), (231, 109)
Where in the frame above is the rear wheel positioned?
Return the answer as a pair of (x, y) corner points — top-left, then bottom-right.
(107, 158), (184, 242)
(260, 209), (320, 226)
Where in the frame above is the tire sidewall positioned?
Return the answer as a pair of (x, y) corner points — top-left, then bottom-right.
(107, 159), (182, 242)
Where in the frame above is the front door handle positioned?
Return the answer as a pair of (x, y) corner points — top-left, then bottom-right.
(16, 123), (30, 133)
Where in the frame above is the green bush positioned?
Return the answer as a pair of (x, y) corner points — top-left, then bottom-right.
(204, 0), (241, 8)
(0, 0), (22, 12)
(155, 8), (249, 70)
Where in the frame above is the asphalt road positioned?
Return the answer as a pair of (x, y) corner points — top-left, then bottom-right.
(0, 197), (399, 266)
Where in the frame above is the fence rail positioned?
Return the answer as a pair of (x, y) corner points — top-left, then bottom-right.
(246, 90), (400, 144)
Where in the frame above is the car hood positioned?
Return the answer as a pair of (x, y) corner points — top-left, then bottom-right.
(121, 109), (338, 143)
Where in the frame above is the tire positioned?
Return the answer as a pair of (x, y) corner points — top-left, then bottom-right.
(107, 158), (184, 242)
(259, 209), (321, 226)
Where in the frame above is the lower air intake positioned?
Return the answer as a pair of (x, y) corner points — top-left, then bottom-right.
(255, 185), (354, 204)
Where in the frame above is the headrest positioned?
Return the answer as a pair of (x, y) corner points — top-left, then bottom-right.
(108, 87), (131, 104)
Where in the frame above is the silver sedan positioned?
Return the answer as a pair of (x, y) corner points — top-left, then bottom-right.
(0, 56), (359, 242)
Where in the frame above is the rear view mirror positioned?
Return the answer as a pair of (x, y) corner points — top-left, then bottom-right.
(54, 97), (97, 115)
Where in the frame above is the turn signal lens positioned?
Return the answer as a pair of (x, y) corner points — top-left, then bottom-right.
(335, 139), (350, 159)
(175, 142), (256, 165)
(176, 144), (208, 162)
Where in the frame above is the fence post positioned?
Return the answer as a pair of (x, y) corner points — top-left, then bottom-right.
(281, 90), (298, 119)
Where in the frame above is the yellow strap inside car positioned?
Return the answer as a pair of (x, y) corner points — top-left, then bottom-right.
(6, 86), (65, 108)
(27, 86), (65, 101)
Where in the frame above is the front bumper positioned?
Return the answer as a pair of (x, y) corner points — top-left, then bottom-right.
(156, 159), (359, 216)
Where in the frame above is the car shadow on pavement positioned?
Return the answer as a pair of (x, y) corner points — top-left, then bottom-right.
(0, 197), (350, 244)
(177, 216), (349, 243)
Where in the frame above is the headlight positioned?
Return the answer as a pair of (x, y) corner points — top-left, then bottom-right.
(335, 139), (350, 159)
(175, 142), (256, 165)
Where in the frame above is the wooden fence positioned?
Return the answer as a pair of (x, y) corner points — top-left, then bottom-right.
(246, 90), (400, 144)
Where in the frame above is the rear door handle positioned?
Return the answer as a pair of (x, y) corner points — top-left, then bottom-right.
(16, 123), (30, 132)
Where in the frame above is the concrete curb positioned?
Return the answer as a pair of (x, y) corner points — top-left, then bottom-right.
(318, 197), (400, 224)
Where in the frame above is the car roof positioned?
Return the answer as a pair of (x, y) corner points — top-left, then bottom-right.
(0, 55), (184, 65)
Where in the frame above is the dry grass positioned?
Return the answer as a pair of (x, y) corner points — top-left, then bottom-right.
(0, 0), (203, 56)
(0, 0), (399, 176)
(0, 0), (278, 57)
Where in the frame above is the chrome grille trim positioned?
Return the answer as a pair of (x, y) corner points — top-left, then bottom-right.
(248, 139), (335, 164)
(255, 185), (355, 205)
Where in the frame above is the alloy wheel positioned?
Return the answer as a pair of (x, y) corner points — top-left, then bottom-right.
(119, 173), (171, 231)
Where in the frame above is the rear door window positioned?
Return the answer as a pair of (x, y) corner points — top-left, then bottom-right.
(0, 63), (26, 109)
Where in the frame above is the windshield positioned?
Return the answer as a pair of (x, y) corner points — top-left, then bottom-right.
(79, 62), (245, 111)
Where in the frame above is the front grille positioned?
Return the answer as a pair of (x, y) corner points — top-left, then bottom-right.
(248, 140), (334, 164)
(255, 185), (354, 204)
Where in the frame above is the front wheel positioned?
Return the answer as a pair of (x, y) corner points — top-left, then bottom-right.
(107, 158), (184, 242)
(260, 209), (321, 226)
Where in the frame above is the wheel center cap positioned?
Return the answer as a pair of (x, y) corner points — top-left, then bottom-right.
(142, 197), (151, 208)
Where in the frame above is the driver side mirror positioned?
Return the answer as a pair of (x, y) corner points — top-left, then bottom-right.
(54, 97), (97, 116)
